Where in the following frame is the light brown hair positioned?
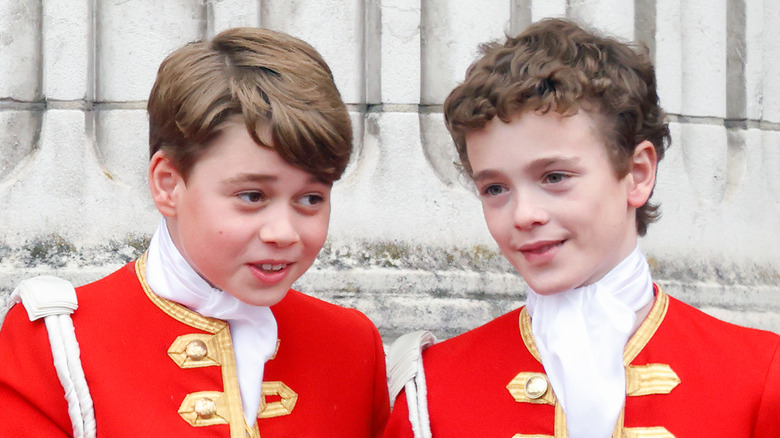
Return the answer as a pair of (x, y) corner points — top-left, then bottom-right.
(444, 18), (670, 235)
(148, 27), (352, 184)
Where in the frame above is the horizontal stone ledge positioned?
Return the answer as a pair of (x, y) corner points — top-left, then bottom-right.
(0, 100), (150, 111)
(0, 100), (46, 110)
(2, 265), (778, 341)
(1, 263), (777, 306)
(0, 100), (93, 110)
(655, 280), (780, 311)
(2, 101), (780, 131)
(667, 113), (780, 131)
(302, 269), (780, 310)
(295, 267), (525, 299)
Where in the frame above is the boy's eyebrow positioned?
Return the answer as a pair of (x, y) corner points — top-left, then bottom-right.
(472, 169), (502, 183)
(528, 156), (581, 171)
(223, 173), (330, 186)
(223, 173), (277, 185)
(472, 156), (581, 182)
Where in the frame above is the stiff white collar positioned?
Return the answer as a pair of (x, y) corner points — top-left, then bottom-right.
(525, 245), (653, 438)
(145, 220), (278, 425)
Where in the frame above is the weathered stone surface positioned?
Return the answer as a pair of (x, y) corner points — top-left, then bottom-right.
(569, 0), (634, 40)
(0, 0), (41, 100)
(0, 111), (40, 181)
(95, 109), (152, 193)
(531, 0), (566, 21)
(0, 0), (779, 340)
(96, 1), (202, 102)
(680, 0), (727, 118)
(761, 1), (780, 123)
(378, 0), (421, 103)
(208, 0), (261, 35)
(329, 110), (492, 246)
(421, 0), (509, 105)
(262, 0), (363, 104)
(42, 0), (89, 101)
(655, 0), (684, 115)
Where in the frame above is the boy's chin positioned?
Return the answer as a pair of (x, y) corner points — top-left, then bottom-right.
(229, 287), (292, 307)
(523, 277), (577, 296)
(527, 287), (570, 296)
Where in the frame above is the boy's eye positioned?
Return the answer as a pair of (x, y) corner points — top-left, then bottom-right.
(237, 191), (265, 203)
(482, 184), (506, 197)
(543, 172), (568, 184)
(299, 194), (324, 207)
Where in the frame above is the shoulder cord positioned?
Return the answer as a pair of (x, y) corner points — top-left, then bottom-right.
(403, 356), (433, 438)
(45, 314), (96, 438)
(12, 276), (96, 438)
(386, 330), (437, 438)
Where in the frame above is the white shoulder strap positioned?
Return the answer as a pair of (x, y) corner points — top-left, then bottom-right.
(12, 276), (96, 438)
(386, 330), (437, 438)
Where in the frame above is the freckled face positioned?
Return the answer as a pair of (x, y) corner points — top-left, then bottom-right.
(466, 110), (638, 295)
(165, 120), (331, 306)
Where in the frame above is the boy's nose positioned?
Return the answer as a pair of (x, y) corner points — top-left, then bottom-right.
(258, 208), (300, 247)
(511, 196), (548, 230)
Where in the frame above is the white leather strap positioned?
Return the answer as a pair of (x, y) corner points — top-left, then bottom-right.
(387, 330), (437, 438)
(13, 276), (96, 438)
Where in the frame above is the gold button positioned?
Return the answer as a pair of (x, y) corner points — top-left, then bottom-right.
(194, 397), (217, 419)
(185, 340), (208, 360)
(524, 374), (548, 400)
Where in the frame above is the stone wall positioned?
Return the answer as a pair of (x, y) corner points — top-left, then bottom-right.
(1, 0), (779, 342)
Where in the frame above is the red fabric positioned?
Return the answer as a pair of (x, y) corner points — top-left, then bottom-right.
(0, 262), (389, 437)
(384, 294), (780, 437)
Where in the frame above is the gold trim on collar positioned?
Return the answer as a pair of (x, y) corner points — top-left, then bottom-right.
(623, 288), (669, 365)
(135, 253), (258, 438)
(519, 307), (541, 362)
(554, 403), (567, 437)
(135, 253), (226, 334)
(515, 287), (673, 438)
(518, 288), (670, 367)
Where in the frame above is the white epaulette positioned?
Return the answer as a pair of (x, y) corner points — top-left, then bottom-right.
(386, 330), (437, 438)
(10, 276), (96, 438)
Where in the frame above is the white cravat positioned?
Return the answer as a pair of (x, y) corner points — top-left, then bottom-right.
(145, 220), (278, 425)
(525, 245), (653, 438)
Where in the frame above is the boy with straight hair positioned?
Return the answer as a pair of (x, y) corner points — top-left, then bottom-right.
(384, 18), (780, 437)
(0, 27), (389, 437)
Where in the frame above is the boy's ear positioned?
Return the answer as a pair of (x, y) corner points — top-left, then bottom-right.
(626, 140), (658, 208)
(148, 151), (183, 218)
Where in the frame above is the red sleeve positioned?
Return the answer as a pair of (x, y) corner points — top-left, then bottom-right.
(371, 323), (390, 438)
(0, 304), (72, 437)
(754, 341), (780, 437)
(382, 389), (415, 438)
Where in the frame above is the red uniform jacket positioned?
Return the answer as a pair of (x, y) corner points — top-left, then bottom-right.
(384, 288), (780, 437)
(0, 257), (389, 437)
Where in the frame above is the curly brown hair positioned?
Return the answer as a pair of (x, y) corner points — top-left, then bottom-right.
(147, 27), (352, 184)
(444, 18), (670, 235)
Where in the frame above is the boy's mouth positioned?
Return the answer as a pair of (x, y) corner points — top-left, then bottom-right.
(258, 263), (287, 272)
(248, 262), (293, 285)
(519, 240), (564, 253)
(518, 239), (565, 263)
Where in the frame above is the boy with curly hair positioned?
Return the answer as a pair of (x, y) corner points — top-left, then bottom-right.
(385, 18), (779, 437)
